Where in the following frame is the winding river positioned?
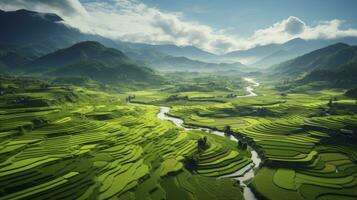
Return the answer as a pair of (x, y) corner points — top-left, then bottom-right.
(238, 77), (260, 97)
(156, 78), (262, 200)
(131, 77), (262, 200)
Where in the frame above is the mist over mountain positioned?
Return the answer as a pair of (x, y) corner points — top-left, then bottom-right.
(1, 2), (357, 200)
(0, 9), (245, 72)
(120, 42), (219, 62)
(146, 56), (246, 72)
(2, 8), (357, 75)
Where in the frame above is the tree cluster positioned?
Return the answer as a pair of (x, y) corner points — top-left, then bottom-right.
(126, 95), (136, 102)
(197, 136), (209, 152)
(223, 125), (232, 134)
(238, 140), (248, 150)
(166, 95), (188, 102)
(226, 93), (237, 98)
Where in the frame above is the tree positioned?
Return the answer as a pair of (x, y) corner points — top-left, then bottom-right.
(0, 82), (4, 95)
(242, 142), (248, 150)
(280, 93), (288, 97)
(238, 140), (243, 148)
(328, 98), (333, 107)
(40, 83), (49, 89)
(223, 125), (231, 134)
(127, 95), (135, 102)
(17, 126), (25, 136)
(32, 119), (47, 128)
(184, 155), (198, 172)
(237, 141), (248, 150)
(197, 136), (209, 152)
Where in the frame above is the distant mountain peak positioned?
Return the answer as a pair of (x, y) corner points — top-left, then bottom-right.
(15, 9), (37, 14)
(2, 9), (63, 22)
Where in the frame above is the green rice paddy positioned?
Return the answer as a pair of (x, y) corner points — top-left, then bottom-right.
(128, 76), (357, 200)
(0, 76), (248, 200)
(1, 75), (357, 199)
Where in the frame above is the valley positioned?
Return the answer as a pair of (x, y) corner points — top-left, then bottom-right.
(0, 5), (357, 200)
(1, 69), (357, 199)
(127, 74), (357, 200)
(150, 79), (262, 200)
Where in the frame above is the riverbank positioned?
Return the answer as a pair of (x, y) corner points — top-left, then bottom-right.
(129, 77), (262, 200)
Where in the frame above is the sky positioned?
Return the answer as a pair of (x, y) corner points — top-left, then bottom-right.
(0, 0), (357, 54)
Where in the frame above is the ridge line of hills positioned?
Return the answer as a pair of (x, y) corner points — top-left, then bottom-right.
(0, 8), (357, 90)
(1, 9), (357, 69)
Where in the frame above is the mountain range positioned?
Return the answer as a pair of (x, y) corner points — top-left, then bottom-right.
(1, 8), (357, 87)
(2, 40), (162, 86)
(0, 9), (246, 72)
(2, 9), (357, 72)
(224, 37), (357, 68)
(146, 56), (246, 72)
(0, 9), (119, 58)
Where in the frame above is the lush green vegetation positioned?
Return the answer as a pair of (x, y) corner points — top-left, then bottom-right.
(0, 75), (251, 200)
(1, 8), (357, 199)
(129, 73), (357, 200)
(1, 60), (357, 200)
(273, 43), (357, 91)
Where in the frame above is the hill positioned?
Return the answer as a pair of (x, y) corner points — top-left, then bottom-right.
(273, 43), (357, 89)
(299, 62), (357, 87)
(0, 9), (83, 56)
(27, 41), (130, 69)
(274, 43), (357, 75)
(0, 9), (119, 58)
(0, 48), (31, 69)
(26, 41), (162, 85)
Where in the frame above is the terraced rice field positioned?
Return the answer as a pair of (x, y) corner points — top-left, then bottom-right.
(240, 114), (357, 199)
(133, 79), (357, 200)
(1, 75), (357, 200)
(0, 78), (251, 200)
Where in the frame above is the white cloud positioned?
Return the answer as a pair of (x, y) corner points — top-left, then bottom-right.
(284, 16), (305, 35)
(240, 16), (357, 50)
(0, 0), (88, 17)
(0, 0), (357, 54)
